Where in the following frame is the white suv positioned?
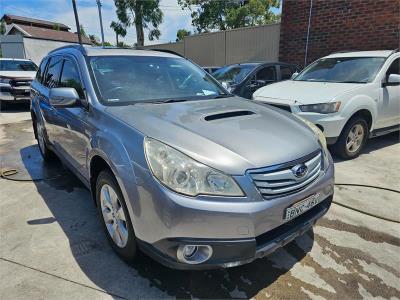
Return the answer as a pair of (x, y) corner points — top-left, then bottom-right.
(253, 50), (400, 159)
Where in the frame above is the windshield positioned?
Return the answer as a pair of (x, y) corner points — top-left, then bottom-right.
(0, 60), (38, 71)
(212, 64), (256, 84)
(295, 57), (385, 83)
(88, 56), (227, 105)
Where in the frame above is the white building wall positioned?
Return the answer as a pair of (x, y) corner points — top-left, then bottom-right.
(23, 38), (82, 64)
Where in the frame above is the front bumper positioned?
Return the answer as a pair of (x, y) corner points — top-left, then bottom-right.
(295, 111), (346, 143)
(138, 195), (332, 270)
(130, 154), (334, 269)
(0, 84), (31, 101)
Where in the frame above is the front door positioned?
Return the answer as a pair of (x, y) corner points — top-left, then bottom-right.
(51, 57), (91, 178)
(380, 57), (400, 127)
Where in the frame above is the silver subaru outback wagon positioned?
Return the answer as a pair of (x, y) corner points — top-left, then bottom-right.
(30, 45), (334, 269)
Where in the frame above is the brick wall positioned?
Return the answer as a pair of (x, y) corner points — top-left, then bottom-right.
(279, 0), (400, 67)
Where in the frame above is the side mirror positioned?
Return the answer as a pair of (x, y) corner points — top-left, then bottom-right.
(383, 74), (400, 87)
(49, 88), (80, 107)
(291, 72), (299, 80)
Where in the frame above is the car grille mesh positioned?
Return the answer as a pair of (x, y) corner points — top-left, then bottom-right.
(248, 151), (322, 199)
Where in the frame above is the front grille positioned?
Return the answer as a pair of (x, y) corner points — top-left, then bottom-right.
(268, 103), (292, 112)
(9, 79), (32, 88)
(248, 151), (322, 199)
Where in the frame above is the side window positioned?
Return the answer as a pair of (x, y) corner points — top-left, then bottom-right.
(60, 59), (85, 99)
(256, 66), (276, 82)
(386, 58), (400, 80)
(35, 57), (49, 83)
(44, 57), (63, 88)
(280, 65), (293, 80)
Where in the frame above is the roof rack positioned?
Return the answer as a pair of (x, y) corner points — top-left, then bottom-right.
(388, 48), (399, 56)
(48, 44), (86, 55)
(329, 49), (360, 55)
(147, 48), (184, 58)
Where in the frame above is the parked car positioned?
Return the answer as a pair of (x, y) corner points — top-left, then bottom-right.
(203, 66), (221, 74)
(212, 62), (300, 99)
(31, 45), (334, 269)
(0, 58), (38, 107)
(253, 50), (400, 159)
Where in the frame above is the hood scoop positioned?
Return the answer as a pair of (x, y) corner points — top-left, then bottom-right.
(204, 110), (255, 121)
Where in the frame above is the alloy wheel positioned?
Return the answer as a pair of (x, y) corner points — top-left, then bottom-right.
(100, 184), (129, 248)
(346, 123), (365, 153)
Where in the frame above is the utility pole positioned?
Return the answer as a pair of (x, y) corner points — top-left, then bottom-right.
(71, 0), (82, 45)
(96, 0), (105, 47)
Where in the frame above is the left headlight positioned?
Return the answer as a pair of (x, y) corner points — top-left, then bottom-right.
(144, 137), (244, 197)
(299, 102), (341, 114)
(0, 77), (11, 85)
(295, 116), (328, 154)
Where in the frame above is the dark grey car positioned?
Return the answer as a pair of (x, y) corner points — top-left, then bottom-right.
(212, 62), (300, 99)
(30, 45), (334, 269)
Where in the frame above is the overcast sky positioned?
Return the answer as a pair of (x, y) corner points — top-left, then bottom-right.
(1, 0), (280, 46)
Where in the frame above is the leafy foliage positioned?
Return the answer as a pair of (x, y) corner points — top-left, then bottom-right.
(177, 0), (280, 32)
(176, 29), (191, 41)
(113, 0), (163, 46)
(0, 20), (6, 35)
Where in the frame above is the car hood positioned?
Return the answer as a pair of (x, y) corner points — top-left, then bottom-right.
(0, 71), (36, 79)
(253, 80), (363, 105)
(105, 97), (320, 175)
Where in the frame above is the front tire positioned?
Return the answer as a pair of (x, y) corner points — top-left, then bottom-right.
(35, 118), (54, 161)
(96, 170), (137, 263)
(332, 116), (368, 159)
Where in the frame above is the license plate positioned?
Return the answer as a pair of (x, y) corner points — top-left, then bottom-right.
(284, 193), (321, 221)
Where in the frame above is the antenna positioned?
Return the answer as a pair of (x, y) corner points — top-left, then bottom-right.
(71, 0), (82, 45)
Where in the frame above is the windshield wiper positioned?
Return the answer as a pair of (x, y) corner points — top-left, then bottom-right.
(151, 99), (188, 104)
(210, 94), (233, 99)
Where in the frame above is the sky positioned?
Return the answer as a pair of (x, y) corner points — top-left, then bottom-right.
(1, 0), (281, 46)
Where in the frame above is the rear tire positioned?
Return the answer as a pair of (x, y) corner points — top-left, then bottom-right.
(332, 116), (368, 159)
(96, 170), (137, 263)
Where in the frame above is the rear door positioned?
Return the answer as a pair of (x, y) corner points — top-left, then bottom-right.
(243, 65), (277, 99)
(279, 64), (296, 81)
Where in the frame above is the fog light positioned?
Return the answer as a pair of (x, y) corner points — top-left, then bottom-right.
(177, 244), (213, 264)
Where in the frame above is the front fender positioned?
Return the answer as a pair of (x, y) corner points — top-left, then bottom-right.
(339, 93), (377, 131)
(88, 132), (141, 231)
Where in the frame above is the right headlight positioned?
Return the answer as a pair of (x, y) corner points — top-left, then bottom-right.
(144, 137), (244, 197)
(299, 102), (341, 114)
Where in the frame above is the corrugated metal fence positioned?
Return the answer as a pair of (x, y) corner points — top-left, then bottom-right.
(144, 23), (280, 66)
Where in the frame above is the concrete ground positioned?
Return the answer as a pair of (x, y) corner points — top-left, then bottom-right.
(1, 103), (399, 300)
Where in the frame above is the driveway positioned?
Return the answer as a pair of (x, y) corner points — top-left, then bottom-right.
(1, 105), (399, 299)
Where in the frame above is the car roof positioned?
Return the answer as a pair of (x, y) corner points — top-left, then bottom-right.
(50, 45), (182, 58)
(325, 50), (394, 58)
(0, 58), (33, 62)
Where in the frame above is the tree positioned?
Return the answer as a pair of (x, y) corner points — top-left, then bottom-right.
(80, 25), (88, 38)
(89, 34), (101, 46)
(176, 29), (191, 41)
(0, 20), (6, 35)
(113, 0), (163, 47)
(177, 0), (280, 32)
(110, 21), (127, 45)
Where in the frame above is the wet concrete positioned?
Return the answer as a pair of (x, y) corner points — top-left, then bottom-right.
(0, 109), (399, 299)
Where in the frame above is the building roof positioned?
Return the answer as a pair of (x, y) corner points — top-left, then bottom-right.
(8, 24), (91, 44)
(326, 50), (395, 58)
(1, 14), (70, 31)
